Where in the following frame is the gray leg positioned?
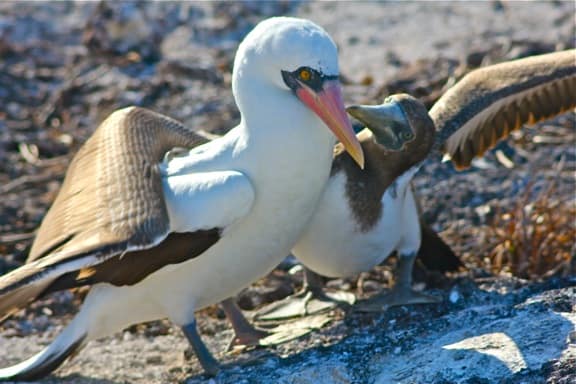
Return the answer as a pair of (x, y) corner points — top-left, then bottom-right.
(394, 250), (419, 292)
(304, 268), (327, 297)
(356, 252), (440, 312)
(304, 268), (355, 308)
(181, 319), (220, 377)
(254, 267), (355, 321)
(221, 298), (269, 349)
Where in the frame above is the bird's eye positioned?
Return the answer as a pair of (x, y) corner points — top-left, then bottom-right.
(401, 131), (414, 140)
(299, 68), (312, 82)
(283, 67), (326, 92)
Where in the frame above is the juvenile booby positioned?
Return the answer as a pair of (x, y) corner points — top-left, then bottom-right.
(299, 48), (576, 309)
(0, 17), (363, 380)
(252, 49), (576, 321)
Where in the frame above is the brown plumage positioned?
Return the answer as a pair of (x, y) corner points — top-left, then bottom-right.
(333, 95), (435, 233)
(332, 121), (461, 272)
(0, 107), (216, 320)
(432, 49), (576, 168)
(29, 107), (210, 261)
(343, 49), (575, 275)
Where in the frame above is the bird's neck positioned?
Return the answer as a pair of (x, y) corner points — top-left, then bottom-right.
(235, 76), (335, 163)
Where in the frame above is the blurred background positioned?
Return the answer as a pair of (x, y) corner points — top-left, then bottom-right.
(0, 1), (574, 383)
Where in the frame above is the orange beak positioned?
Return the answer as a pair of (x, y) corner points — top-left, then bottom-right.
(295, 79), (364, 169)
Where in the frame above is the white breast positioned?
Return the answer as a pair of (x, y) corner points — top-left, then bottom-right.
(80, 124), (336, 333)
(293, 169), (420, 278)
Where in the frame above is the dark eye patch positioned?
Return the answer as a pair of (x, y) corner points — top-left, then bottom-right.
(294, 66), (323, 91)
(281, 66), (338, 93)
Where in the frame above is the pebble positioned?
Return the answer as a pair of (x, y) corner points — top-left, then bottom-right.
(568, 330), (576, 344)
(449, 289), (460, 304)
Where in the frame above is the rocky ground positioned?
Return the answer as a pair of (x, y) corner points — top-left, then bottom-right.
(0, 1), (574, 383)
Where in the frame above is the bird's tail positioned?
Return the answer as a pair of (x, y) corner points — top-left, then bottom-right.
(0, 258), (92, 381)
(0, 314), (88, 381)
(411, 185), (463, 272)
(417, 219), (463, 272)
(0, 260), (60, 323)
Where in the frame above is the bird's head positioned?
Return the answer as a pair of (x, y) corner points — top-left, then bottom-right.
(233, 17), (364, 169)
(347, 94), (436, 165)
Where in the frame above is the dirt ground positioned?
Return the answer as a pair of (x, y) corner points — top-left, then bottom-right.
(0, 1), (574, 383)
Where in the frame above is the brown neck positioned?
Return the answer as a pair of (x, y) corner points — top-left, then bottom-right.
(331, 130), (426, 232)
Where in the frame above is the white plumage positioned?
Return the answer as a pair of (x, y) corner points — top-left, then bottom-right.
(293, 165), (421, 277)
(0, 16), (362, 380)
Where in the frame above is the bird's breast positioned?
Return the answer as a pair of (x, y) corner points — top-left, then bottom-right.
(293, 171), (411, 277)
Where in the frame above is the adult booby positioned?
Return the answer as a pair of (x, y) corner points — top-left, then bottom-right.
(252, 49), (575, 321)
(0, 17), (363, 380)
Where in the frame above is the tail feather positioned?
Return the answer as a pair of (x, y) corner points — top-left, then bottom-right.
(411, 186), (463, 272)
(417, 219), (463, 272)
(0, 261), (90, 380)
(0, 263), (57, 322)
(0, 318), (87, 381)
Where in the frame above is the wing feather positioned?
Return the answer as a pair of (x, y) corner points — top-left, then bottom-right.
(28, 107), (210, 262)
(430, 49), (576, 169)
(0, 107), (229, 320)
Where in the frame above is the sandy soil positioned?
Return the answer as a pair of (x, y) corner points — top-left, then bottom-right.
(0, 1), (574, 383)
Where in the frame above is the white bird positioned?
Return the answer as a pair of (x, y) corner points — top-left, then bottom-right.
(0, 16), (363, 380)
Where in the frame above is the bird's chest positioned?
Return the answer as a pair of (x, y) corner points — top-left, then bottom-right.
(146, 147), (335, 311)
(376, 185), (410, 243)
(252, 162), (332, 248)
(293, 173), (413, 277)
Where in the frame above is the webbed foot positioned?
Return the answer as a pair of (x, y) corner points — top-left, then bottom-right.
(355, 286), (440, 312)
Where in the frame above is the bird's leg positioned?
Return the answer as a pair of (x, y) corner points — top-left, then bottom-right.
(356, 251), (440, 312)
(220, 298), (270, 349)
(303, 268), (356, 307)
(254, 267), (355, 321)
(181, 319), (220, 377)
(304, 267), (330, 298)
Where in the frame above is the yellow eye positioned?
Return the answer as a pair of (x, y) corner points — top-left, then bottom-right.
(299, 69), (311, 81)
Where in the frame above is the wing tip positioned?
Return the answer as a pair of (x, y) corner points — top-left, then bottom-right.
(0, 333), (86, 381)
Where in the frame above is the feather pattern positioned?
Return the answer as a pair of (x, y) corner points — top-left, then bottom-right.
(431, 49), (576, 168)
(29, 107), (211, 262)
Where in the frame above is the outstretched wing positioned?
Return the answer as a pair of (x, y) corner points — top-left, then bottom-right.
(28, 106), (211, 262)
(1, 107), (254, 320)
(430, 49), (576, 169)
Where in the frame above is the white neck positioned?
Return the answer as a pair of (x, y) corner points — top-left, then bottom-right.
(162, 69), (336, 181)
(233, 71), (336, 176)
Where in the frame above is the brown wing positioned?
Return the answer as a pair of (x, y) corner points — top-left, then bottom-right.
(0, 107), (215, 320)
(28, 106), (210, 262)
(42, 230), (220, 293)
(0, 230), (220, 321)
(430, 49), (576, 169)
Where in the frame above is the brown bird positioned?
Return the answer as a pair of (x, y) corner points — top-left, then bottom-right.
(250, 49), (576, 322)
